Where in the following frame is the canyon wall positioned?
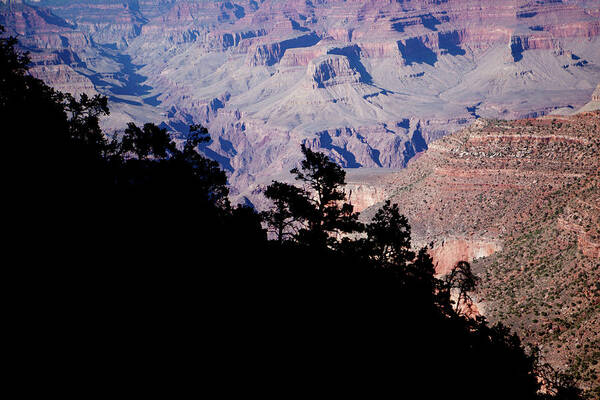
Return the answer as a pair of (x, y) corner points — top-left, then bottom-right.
(348, 110), (600, 391)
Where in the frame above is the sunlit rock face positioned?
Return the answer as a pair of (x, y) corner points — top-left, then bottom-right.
(2, 0), (600, 203)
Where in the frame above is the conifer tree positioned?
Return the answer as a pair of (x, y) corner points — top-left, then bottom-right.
(263, 144), (361, 247)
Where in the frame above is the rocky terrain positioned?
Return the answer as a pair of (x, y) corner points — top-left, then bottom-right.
(1, 0), (600, 202)
(347, 110), (600, 394)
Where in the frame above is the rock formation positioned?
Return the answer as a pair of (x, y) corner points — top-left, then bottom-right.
(307, 55), (361, 88)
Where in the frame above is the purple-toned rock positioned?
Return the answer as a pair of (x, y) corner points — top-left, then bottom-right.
(2, 0), (600, 203)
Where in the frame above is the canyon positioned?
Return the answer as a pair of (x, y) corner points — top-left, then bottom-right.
(1, 0), (599, 203)
(1, 0), (599, 392)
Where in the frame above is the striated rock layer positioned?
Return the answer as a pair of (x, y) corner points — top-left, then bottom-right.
(2, 0), (600, 202)
(348, 110), (600, 393)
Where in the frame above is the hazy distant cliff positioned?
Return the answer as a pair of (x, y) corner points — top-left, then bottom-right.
(2, 0), (600, 203)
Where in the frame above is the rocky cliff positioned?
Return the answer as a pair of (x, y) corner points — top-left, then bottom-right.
(349, 111), (600, 393)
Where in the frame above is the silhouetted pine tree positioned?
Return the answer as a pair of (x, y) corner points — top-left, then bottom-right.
(263, 144), (361, 248)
